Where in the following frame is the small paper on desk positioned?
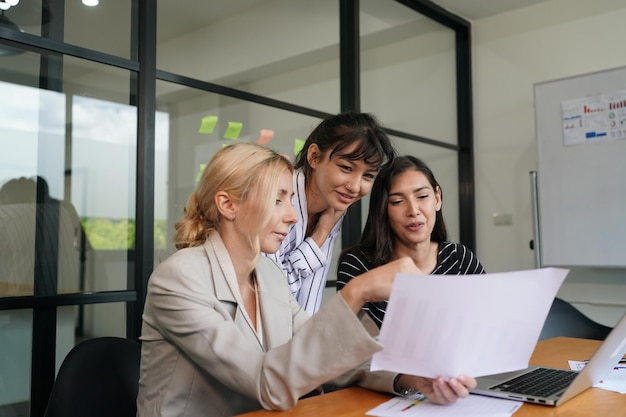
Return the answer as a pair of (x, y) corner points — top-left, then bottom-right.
(366, 393), (521, 417)
(569, 360), (626, 394)
(371, 268), (569, 379)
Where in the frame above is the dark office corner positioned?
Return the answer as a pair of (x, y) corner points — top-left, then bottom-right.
(75, 234), (86, 338)
(0, 401), (29, 417)
(339, 0), (362, 249)
(31, 178), (60, 417)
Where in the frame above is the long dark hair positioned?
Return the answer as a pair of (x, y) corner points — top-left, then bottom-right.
(295, 111), (395, 176)
(357, 155), (447, 268)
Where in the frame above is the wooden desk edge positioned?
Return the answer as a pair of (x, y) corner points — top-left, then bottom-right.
(236, 337), (625, 417)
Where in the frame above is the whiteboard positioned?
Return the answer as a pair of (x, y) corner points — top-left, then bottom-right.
(534, 66), (626, 267)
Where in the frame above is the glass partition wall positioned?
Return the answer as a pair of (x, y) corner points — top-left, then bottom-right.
(0, 1), (472, 416)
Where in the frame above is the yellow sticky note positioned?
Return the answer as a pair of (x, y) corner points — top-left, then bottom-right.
(294, 138), (305, 156)
(256, 129), (274, 145)
(223, 121), (243, 140)
(195, 164), (206, 183)
(199, 115), (218, 134)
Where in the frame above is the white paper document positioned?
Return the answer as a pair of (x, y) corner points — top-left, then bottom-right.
(371, 268), (569, 379)
(366, 393), (521, 417)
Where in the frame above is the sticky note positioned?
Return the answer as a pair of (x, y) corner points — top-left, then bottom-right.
(294, 138), (305, 156)
(256, 129), (274, 145)
(223, 121), (243, 140)
(195, 164), (206, 183)
(199, 115), (218, 134)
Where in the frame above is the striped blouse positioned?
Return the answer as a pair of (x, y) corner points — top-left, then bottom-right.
(336, 241), (486, 328)
(263, 169), (342, 316)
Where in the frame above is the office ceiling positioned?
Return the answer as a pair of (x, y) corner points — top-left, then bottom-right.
(0, 0), (552, 87)
(156, 1), (553, 42)
(1, 1), (552, 46)
(430, 0), (551, 21)
(158, 1), (555, 45)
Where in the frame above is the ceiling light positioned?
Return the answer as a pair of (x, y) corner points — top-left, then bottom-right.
(5, 0), (19, 7)
(0, 3), (11, 11)
(82, 0), (99, 6)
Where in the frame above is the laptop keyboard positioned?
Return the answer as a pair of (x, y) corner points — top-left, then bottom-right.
(492, 368), (578, 397)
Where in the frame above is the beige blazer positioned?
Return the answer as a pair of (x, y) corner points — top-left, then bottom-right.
(137, 231), (394, 417)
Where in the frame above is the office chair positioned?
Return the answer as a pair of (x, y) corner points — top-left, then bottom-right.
(43, 336), (141, 417)
(539, 297), (613, 341)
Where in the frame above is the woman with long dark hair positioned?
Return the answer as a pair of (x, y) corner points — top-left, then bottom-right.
(264, 111), (396, 315)
(337, 155), (485, 328)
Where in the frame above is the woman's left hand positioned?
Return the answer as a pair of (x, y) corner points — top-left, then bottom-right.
(399, 374), (476, 405)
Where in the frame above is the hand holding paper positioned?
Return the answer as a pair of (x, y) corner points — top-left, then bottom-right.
(371, 268), (569, 380)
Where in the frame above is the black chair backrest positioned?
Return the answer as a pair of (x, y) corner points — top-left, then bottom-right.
(43, 336), (141, 417)
(539, 297), (613, 341)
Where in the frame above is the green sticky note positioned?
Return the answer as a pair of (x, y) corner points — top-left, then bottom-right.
(294, 138), (305, 156)
(223, 121), (243, 140)
(195, 164), (206, 183)
(199, 115), (218, 134)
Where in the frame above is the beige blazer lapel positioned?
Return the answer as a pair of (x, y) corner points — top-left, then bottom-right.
(255, 257), (297, 349)
(204, 233), (262, 349)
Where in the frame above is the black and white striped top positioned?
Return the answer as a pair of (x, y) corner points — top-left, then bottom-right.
(336, 242), (485, 328)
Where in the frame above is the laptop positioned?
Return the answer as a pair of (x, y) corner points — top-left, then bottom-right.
(471, 312), (626, 406)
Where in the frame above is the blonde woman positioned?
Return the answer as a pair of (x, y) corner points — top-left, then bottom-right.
(137, 143), (475, 417)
